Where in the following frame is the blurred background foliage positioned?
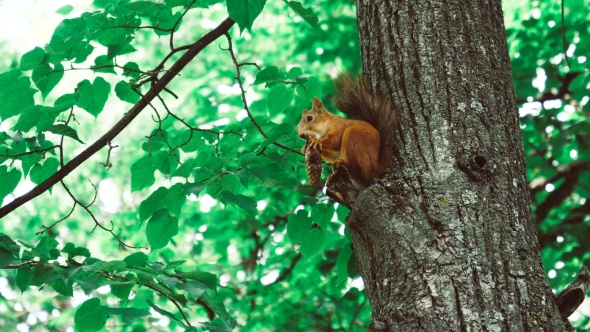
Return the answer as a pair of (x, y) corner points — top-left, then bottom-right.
(0, 0), (588, 331)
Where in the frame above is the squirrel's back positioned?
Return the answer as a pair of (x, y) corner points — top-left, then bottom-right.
(333, 72), (398, 163)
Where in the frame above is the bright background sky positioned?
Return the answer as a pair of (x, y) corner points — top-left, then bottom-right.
(0, 1), (93, 60)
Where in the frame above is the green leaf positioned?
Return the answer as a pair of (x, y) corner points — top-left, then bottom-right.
(108, 44), (137, 60)
(77, 277), (106, 295)
(183, 182), (206, 196)
(15, 264), (33, 293)
(202, 291), (234, 328)
(202, 319), (235, 332)
(73, 42), (95, 63)
(13, 105), (51, 132)
(115, 80), (140, 103)
(44, 124), (84, 143)
(153, 150), (179, 175)
(194, 156), (223, 181)
(139, 187), (168, 221)
(259, 123), (292, 149)
(176, 281), (209, 299)
(287, 209), (311, 243)
(32, 63), (64, 99)
(142, 188), (186, 235)
(283, 1), (321, 32)
(100, 307), (150, 324)
(295, 76), (309, 84)
(130, 156), (155, 192)
(76, 77), (111, 118)
(34, 236), (60, 260)
(0, 166), (21, 204)
(172, 158), (194, 178)
(62, 242), (91, 258)
(0, 131), (10, 143)
(207, 174), (241, 199)
(54, 92), (79, 110)
(110, 284), (133, 301)
(0, 234), (20, 255)
(31, 263), (54, 286)
(142, 129), (168, 152)
(227, 0), (267, 32)
(74, 298), (108, 332)
(0, 247), (16, 269)
(311, 203), (333, 228)
(300, 228), (326, 258)
(49, 278), (74, 296)
(146, 299), (188, 328)
(295, 76), (321, 100)
(91, 55), (117, 74)
(267, 84), (293, 113)
(48, 18), (86, 59)
(347, 252), (359, 279)
(336, 204), (350, 222)
(336, 242), (353, 284)
(146, 209), (179, 250)
(20, 47), (47, 71)
(123, 252), (148, 267)
(165, 260), (186, 270)
(0, 70), (37, 120)
(85, 260), (127, 273)
(30, 158), (59, 186)
(252, 66), (278, 85)
(176, 270), (217, 289)
(166, 183), (187, 216)
(287, 66), (302, 77)
(122, 62), (141, 80)
(56, 5), (74, 15)
(221, 191), (257, 210)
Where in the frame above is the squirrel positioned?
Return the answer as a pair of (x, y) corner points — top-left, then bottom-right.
(297, 72), (398, 185)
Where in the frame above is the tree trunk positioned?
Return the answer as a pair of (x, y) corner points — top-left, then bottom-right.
(349, 1), (572, 331)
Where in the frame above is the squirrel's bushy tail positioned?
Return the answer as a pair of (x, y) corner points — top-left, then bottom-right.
(333, 72), (398, 169)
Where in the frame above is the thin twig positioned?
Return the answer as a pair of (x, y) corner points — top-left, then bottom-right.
(99, 141), (119, 169)
(238, 62), (262, 71)
(223, 33), (302, 156)
(0, 145), (60, 159)
(60, 179), (144, 249)
(223, 33), (266, 137)
(169, 0), (198, 50)
(36, 203), (76, 235)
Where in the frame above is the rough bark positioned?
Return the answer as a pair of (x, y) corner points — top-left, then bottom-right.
(348, 1), (573, 331)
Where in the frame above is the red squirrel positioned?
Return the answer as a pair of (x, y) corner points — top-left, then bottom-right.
(297, 73), (398, 184)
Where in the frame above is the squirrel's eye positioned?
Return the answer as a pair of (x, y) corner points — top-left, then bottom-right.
(306, 115), (313, 121)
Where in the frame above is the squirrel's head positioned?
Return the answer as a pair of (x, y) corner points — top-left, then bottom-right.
(297, 97), (330, 140)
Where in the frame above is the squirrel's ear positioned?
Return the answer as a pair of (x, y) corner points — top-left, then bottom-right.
(312, 97), (323, 111)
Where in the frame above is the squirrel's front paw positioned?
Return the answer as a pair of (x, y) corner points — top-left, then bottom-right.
(332, 159), (343, 173)
(308, 139), (322, 153)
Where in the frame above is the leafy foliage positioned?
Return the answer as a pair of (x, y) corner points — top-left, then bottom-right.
(0, 0), (589, 331)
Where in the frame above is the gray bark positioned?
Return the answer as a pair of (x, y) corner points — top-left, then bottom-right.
(349, 0), (572, 331)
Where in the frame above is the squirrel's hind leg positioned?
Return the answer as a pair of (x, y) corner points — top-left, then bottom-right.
(341, 127), (380, 183)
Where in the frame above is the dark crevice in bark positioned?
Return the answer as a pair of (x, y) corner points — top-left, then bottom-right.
(453, 280), (468, 332)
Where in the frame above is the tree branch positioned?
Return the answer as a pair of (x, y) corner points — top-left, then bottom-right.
(0, 18), (235, 219)
(531, 161), (590, 223)
(516, 72), (582, 104)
